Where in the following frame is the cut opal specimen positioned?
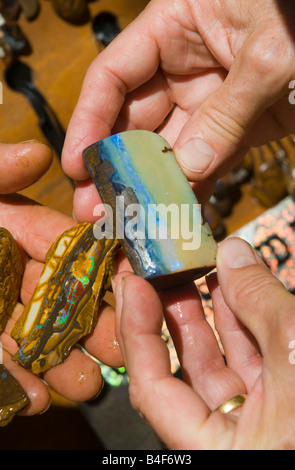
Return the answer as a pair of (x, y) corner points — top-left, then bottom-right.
(83, 130), (217, 289)
(12, 223), (119, 374)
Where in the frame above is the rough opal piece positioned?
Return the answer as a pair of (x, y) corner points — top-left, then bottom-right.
(83, 130), (217, 289)
(0, 227), (28, 426)
(0, 227), (23, 334)
(12, 223), (119, 374)
(0, 364), (29, 427)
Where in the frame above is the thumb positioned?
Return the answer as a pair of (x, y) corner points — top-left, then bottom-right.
(174, 29), (291, 181)
(217, 237), (295, 365)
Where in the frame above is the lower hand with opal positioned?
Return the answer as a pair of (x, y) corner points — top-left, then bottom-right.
(0, 141), (123, 418)
(113, 237), (295, 450)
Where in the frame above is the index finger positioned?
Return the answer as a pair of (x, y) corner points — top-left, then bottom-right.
(62, 10), (160, 181)
(0, 194), (74, 262)
(114, 272), (235, 450)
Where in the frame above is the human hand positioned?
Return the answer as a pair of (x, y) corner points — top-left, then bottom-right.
(112, 237), (295, 450)
(0, 141), (123, 416)
(62, 0), (295, 220)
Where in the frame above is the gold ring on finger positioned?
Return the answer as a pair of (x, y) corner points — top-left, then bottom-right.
(215, 395), (246, 415)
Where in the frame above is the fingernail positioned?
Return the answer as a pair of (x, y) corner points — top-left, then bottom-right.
(175, 139), (216, 173)
(20, 139), (49, 146)
(72, 209), (79, 223)
(218, 238), (258, 269)
(112, 276), (124, 317)
(111, 276), (116, 291)
(39, 396), (52, 415)
(89, 378), (105, 401)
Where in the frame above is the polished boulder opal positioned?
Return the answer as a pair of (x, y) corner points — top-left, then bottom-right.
(12, 223), (119, 374)
(83, 130), (217, 290)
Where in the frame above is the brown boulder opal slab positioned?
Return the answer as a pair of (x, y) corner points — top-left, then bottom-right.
(83, 130), (217, 290)
(12, 223), (119, 374)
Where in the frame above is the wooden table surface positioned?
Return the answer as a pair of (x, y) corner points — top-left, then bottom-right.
(0, 0), (150, 216)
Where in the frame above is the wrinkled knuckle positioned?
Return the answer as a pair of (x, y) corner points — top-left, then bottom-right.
(202, 104), (244, 145)
(242, 32), (292, 89)
(229, 267), (281, 320)
(231, 267), (267, 304)
(243, 41), (275, 78)
(231, 267), (295, 352)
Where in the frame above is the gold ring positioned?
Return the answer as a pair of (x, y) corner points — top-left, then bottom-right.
(215, 395), (246, 415)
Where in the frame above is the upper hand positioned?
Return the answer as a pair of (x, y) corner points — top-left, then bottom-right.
(62, 0), (295, 221)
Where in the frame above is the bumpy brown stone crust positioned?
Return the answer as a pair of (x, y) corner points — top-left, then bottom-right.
(12, 223), (119, 375)
(0, 227), (23, 335)
(0, 365), (29, 427)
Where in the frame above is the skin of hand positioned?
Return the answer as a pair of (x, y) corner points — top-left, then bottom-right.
(112, 237), (295, 450)
(0, 141), (123, 416)
(62, 0), (295, 221)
